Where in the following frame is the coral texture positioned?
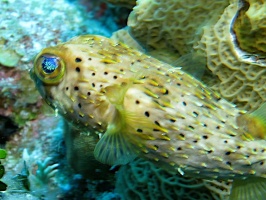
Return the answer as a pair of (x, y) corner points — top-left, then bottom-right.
(116, 158), (213, 200)
(128, 0), (229, 60)
(233, 0), (266, 54)
(196, 0), (266, 111)
(127, 0), (266, 111)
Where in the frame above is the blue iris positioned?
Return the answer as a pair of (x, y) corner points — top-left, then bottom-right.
(42, 56), (58, 74)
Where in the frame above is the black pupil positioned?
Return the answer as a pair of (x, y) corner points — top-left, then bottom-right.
(42, 56), (58, 74)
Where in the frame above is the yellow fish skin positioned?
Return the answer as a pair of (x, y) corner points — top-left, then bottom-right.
(31, 35), (266, 181)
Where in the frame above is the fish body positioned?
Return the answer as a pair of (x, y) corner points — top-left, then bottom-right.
(31, 35), (266, 198)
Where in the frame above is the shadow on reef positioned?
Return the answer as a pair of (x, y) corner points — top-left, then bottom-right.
(0, 115), (18, 145)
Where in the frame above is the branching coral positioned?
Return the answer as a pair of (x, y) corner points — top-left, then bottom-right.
(116, 158), (214, 200)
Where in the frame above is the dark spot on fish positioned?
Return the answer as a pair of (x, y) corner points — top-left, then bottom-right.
(260, 161), (264, 165)
(193, 140), (198, 143)
(221, 121), (225, 124)
(262, 149), (265, 153)
(237, 146), (241, 149)
(78, 103), (81, 108)
(66, 87), (69, 90)
(104, 72), (108, 75)
(135, 100), (140, 104)
(225, 151), (231, 155)
(207, 150), (213, 154)
(75, 57), (82, 62)
(253, 148), (257, 152)
(88, 58), (92, 60)
(177, 83), (181, 86)
(229, 134), (236, 137)
(202, 135), (208, 139)
(74, 86), (79, 91)
(92, 83), (95, 87)
(157, 67), (161, 71)
(193, 111), (198, 117)
(183, 102), (187, 106)
(179, 133), (185, 138)
(163, 89), (169, 95)
(216, 126), (220, 129)
(154, 145), (159, 150)
(144, 111), (150, 117)
(75, 67), (80, 72)
(226, 161), (231, 166)
(170, 119), (176, 123)
(153, 129), (160, 132)
(137, 129), (143, 133)
(79, 114), (83, 118)
(87, 92), (91, 96)
(137, 59), (141, 62)
(120, 69), (124, 72)
(131, 62), (134, 65)
(113, 75), (118, 79)
(154, 121), (160, 126)
(188, 125), (194, 130)
(177, 147), (182, 150)
(165, 74), (169, 77)
(203, 124), (207, 127)
(224, 140), (228, 143)
(92, 72), (96, 76)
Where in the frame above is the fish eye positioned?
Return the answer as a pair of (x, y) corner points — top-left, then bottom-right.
(34, 53), (65, 84)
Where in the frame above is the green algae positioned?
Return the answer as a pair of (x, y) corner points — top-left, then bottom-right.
(0, 148), (7, 191)
(0, 47), (21, 67)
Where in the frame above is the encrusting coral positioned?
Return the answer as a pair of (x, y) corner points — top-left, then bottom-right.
(128, 0), (229, 60)
(126, 0), (266, 111)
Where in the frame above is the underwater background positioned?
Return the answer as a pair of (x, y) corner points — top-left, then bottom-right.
(1, 0), (266, 199)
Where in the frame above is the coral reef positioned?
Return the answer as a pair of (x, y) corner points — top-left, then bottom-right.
(126, 0), (266, 111)
(0, 0), (126, 198)
(128, 0), (229, 61)
(116, 158), (213, 200)
(3, 0), (266, 199)
(233, 0), (266, 55)
(0, 0), (117, 70)
(196, 0), (266, 110)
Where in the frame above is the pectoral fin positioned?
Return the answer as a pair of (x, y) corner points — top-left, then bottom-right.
(230, 177), (266, 200)
(94, 123), (136, 166)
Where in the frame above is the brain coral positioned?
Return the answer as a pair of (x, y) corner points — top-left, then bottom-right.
(195, 0), (266, 111)
(116, 158), (214, 200)
(128, 0), (229, 59)
(127, 0), (266, 111)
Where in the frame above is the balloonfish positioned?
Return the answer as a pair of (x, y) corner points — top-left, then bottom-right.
(31, 35), (266, 200)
